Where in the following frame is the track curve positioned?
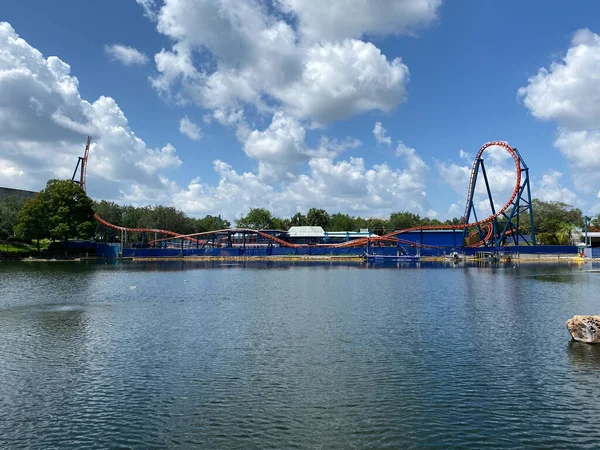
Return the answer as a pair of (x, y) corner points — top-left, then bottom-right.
(93, 140), (524, 250)
(95, 213), (205, 245)
(333, 141), (522, 248)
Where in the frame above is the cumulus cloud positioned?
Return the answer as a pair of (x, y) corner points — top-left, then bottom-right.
(277, 0), (441, 42)
(172, 144), (433, 221)
(244, 112), (308, 181)
(179, 116), (202, 141)
(136, 0), (158, 20)
(373, 121), (392, 146)
(535, 170), (577, 205)
(104, 44), (148, 66)
(0, 20), (438, 222)
(436, 144), (518, 220)
(148, 0), (415, 127)
(519, 28), (600, 202)
(0, 22), (180, 200)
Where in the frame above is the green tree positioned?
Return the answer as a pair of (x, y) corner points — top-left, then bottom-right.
(152, 205), (189, 233)
(13, 195), (47, 251)
(389, 211), (421, 230)
(365, 218), (387, 235)
(0, 197), (26, 240)
(93, 200), (122, 226)
(306, 208), (330, 229)
(15, 180), (95, 248)
(236, 208), (273, 229)
(532, 199), (582, 234)
(329, 213), (356, 231)
(43, 179), (95, 244)
(191, 215), (230, 232)
(290, 212), (307, 226)
(270, 217), (290, 231)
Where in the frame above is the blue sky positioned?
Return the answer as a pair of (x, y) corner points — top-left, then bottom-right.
(2, 0), (600, 222)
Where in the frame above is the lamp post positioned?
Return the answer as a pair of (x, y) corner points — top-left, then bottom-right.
(585, 216), (590, 248)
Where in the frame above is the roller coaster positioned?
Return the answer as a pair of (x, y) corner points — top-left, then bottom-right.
(74, 138), (535, 249)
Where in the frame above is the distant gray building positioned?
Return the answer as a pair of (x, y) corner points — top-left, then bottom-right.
(0, 187), (37, 201)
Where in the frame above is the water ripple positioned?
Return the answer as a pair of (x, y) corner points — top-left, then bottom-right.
(1, 262), (600, 448)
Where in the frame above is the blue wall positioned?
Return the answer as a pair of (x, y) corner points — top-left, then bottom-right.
(97, 243), (119, 258)
(584, 248), (600, 258)
(119, 245), (578, 259)
(398, 230), (462, 247)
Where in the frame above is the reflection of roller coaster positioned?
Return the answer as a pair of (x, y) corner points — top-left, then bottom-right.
(75, 139), (535, 249)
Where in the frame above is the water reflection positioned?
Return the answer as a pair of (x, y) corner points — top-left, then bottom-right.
(567, 340), (600, 367)
(2, 262), (600, 448)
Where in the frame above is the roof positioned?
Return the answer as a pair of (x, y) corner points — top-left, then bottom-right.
(325, 231), (378, 238)
(287, 226), (325, 237)
(582, 232), (600, 238)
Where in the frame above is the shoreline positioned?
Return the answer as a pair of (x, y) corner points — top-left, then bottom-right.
(4, 255), (599, 264)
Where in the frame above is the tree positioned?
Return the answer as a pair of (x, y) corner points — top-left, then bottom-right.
(152, 205), (189, 233)
(270, 217), (290, 231)
(13, 196), (47, 251)
(365, 218), (387, 235)
(236, 208), (273, 229)
(191, 215), (230, 233)
(0, 197), (26, 240)
(290, 212), (307, 226)
(44, 180), (95, 244)
(532, 199), (583, 233)
(389, 211), (421, 231)
(306, 208), (330, 229)
(94, 200), (122, 225)
(329, 213), (356, 231)
(15, 180), (95, 247)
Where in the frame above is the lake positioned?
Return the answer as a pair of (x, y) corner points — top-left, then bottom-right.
(1, 260), (600, 448)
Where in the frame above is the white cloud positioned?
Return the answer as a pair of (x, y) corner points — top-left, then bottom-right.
(172, 144), (432, 221)
(149, 0), (411, 127)
(277, 0), (442, 42)
(519, 28), (600, 203)
(0, 16), (441, 223)
(535, 170), (577, 205)
(554, 129), (600, 193)
(104, 44), (148, 66)
(136, 0), (158, 20)
(0, 22), (180, 200)
(459, 149), (471, 162)
(134, 143), (182, 174)
(519, 29), (600, 128)
(244, 112), (308, 182)
(274, 40), (408, 126)
(179, 116), (202, 141)
(373, 121), (392, 146)
(0, 160), (25, 178)
(436, 145), (518, 220)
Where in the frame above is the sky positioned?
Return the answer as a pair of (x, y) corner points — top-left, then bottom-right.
(1, 0), (600, 223)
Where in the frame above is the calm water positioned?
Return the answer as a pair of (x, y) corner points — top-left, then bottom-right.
(1, 260), (600, 449)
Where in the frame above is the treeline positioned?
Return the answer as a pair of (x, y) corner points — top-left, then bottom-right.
(1, 179), (95, 250)
(1, 179), (598, 247)
(235, 207), (461, 234)
(234, 200), (594, 245)
(94, 201), (231, 236)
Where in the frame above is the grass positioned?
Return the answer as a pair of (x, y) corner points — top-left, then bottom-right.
(0, 239), (50, 255)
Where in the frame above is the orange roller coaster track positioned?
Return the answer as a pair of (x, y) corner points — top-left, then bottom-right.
(330, 141), (535, 248)
(78, 139), (534, 249)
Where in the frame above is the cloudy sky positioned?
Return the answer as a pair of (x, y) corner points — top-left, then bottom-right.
(2, 0), (600, 222)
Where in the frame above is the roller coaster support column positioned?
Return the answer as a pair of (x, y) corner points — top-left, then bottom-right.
(480, 159), (498, 244)
(497, 148), (536, 246)
(463, 157), (487, 245)
(526, 167), (536, 245)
